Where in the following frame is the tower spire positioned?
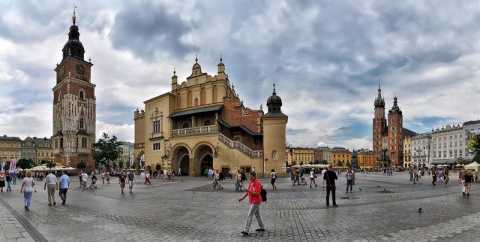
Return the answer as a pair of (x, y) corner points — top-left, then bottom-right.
(72, 4), (77, 25)
(273, 83), (276, 95)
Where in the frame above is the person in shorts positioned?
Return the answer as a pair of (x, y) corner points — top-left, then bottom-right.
(118, 172), (126, 194)
(127, 171), (135, 193)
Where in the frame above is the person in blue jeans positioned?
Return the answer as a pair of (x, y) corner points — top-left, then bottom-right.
(59, 170), (70, 205)
(20, 171), (35, 210)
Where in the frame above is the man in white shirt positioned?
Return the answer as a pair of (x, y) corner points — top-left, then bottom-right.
(44, 170), (58, 206)
(82, 172), (88, 190)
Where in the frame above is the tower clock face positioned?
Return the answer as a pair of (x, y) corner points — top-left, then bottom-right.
(76, 64), (85, 75)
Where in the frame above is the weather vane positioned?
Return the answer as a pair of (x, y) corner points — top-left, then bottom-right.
(72, 4), (77, 25)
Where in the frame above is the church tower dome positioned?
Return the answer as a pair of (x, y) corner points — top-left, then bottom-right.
(61, 6), (85, 61)
(266, 83), (283, 113)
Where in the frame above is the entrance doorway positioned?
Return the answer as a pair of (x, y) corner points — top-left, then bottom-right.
(179, 156), (189, 176)
(200, 155), (213, 176)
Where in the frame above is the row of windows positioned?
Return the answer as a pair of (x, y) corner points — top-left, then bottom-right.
(1, 143), (20, 148)
(2, 151), (20, 156)
(433, 150), (462, 158)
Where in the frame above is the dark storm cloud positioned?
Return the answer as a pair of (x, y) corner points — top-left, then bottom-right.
(109, 2), (196, 61)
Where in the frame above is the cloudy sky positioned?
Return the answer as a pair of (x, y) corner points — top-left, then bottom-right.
(1, 1), (480, 150)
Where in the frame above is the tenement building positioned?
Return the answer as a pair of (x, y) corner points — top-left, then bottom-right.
(411, 133), (431, 168)
(372, 82), (415, 167)
(431, 124), (463, 167)
(52, 10), (96, 170)
(0, 135), (21, 163)
(134, 58), (288, 177)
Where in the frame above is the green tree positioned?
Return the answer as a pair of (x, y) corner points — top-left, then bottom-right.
(16, 159), (34, 169)
(92, 133), (123, 172)
(300, 161), (304, 165)
(292, 161), (297, 166)
(473, 154), (480, 163)
(76, 161), (87, 169)
(322, 160), (328, 165)
(46, 160), (56, 169)
(126, 160), (131, 169)
(118, 161), (124, 169)
(309, 161), (313, 165)
(336, 161), (343, 167)
(471, 133), (480, 161)
(314, 160), (320, 165)
(346, 161), (351, 167)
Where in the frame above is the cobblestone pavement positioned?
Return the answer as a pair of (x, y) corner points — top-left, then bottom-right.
(1, 172), (480, 241)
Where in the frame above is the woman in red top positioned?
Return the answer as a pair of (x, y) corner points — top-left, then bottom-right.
(238, 171), (265, 235)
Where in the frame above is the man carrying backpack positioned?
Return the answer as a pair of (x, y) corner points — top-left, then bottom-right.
(238, 171), (265, 235)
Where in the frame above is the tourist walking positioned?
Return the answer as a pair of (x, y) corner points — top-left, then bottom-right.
(345, 168), (354, 192)
(20, 171), (35, 210)
(127, 171), (135, 193)
(321, 167), (327, 187)
(214, 170), (223, 189)
(144, 172), (151, 184)
(79, 171), (83, 188)
(58, 170), (70, 205)
(271, 169), (277, 190)
(309, 169), (317, 188)
(101, 171), (106, 184)
(44, 170), (58, 206)
(323, 164), (338, 206)
(432, 170), (437, 185)
(6, 171), (12, 192)
(118, 171), (126, 194)
(0, 171), (5, 192)
(464, 169), (473, 197)
(236, 170), (244, 191)
(238, 171), (265, 235)
(82, 172), (88, 190)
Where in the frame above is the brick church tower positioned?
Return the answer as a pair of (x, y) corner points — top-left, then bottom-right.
(387, 95), (403, 166)
(52, 8), (96, 170)
(373, 80), (408, 167)
(373, 81), (386, 164)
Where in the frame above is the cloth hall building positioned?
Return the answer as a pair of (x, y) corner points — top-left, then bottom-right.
(134, 59), (288, 178)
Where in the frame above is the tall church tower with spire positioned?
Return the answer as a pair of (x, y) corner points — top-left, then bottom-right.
(373, 80), (386, 163)
(52, 6), (96, 170)
(373, 81), (411, 167)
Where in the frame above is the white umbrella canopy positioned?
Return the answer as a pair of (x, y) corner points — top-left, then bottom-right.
(465, 162), (480, 171)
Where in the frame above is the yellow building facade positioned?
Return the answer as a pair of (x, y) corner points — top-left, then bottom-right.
(134, 59), (287, 178)
(357, 150), (374, 168)
(0, 135), (22, 163)
(287, 148), (315, 165)
(332, 147), (351, 166)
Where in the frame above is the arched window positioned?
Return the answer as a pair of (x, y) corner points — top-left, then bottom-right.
(194, 97), (199, 107)
(272, 150), (278, 160)
(212, 85), (218, 103)
(188, 91), (193, 108)
(201, 88), (206, 105)
(203, 120), (212, 126)
(79, 118), (84, 129)
(176, 95), (182, 109)
(182, 122), (190, 128)
(79, 90), (84, 100)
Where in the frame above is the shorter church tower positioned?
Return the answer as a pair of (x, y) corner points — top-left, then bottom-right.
(387, 95), (403, 166)
(262, 84), (288, 177)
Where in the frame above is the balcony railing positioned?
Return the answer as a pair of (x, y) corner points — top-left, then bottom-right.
(171, 125), (218, 137)
(218, 133), (263, 158)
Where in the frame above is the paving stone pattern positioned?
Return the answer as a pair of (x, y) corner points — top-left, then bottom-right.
(0, 172), (479, 241)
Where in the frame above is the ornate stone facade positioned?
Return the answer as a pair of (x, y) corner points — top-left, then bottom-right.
(134, 58), (287, 178)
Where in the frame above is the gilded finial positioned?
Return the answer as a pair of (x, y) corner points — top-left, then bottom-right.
(195, 54), (198, 63)
(72, 4), (77, 25)
(173, 67), (176, 76)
